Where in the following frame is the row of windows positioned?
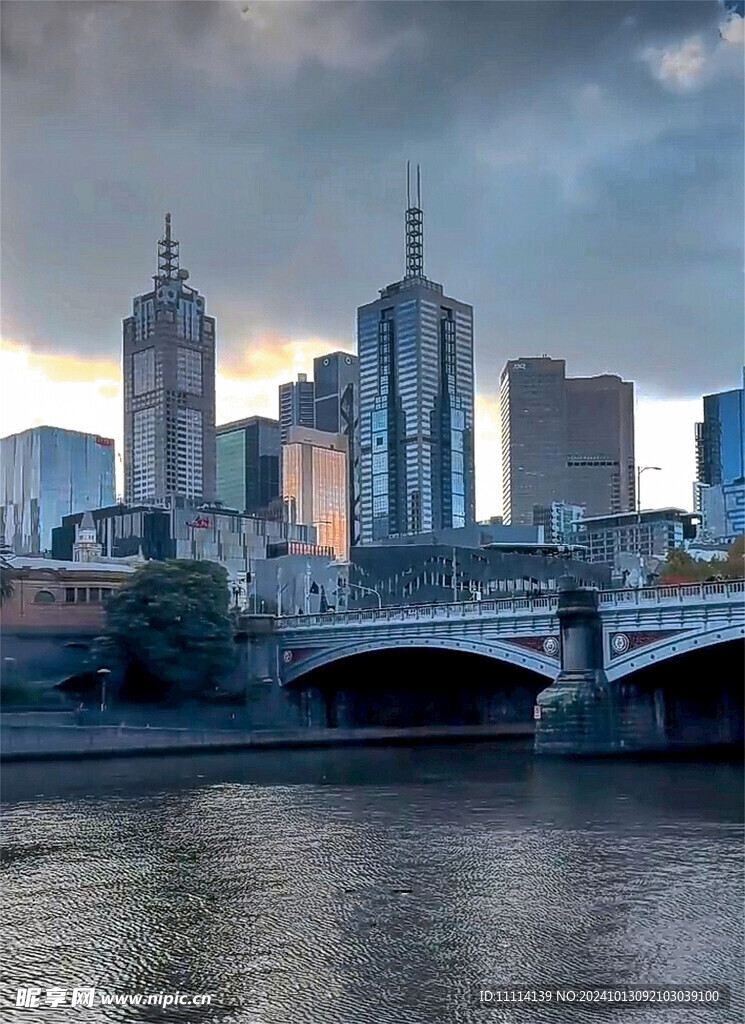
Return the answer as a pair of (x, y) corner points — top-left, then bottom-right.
(33, 587), (114, 605)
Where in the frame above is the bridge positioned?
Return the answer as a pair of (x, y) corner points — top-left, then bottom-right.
(266, 579), (744, 755)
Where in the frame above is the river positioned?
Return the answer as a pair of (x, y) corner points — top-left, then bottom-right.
(2, 742), (742, 1022)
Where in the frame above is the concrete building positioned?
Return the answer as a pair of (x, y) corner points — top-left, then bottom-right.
(314, 351), (360, 546)
(576, 508), (699, 567)
(533, 501), (585, 546)
(279, 373), (315, 443)
(216, 416), (280, 514)
(123, 214), (216, 506)
(357, 166), (475, 542)
(52, 501), (325, 586)
(0, 426), (115, 555)
(500, 357), (635, 524)
(282, 426), (349, 561)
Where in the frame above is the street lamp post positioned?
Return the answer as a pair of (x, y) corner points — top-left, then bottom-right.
(326, 560), (382, 610)
(635, 465), (662, 574)
(97, 667), (111, 713)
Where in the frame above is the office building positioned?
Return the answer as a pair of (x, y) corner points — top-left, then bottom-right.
(281, 426), (349, 560)
(500, 357), (635, 524)
(533, 501), (585, 545)
(576, 508), (699, 567)
(123, 214), (216, 506)
(314, 351), (360, 545)
(0, 426), (115, 555)
(695, 385), (745, 488)
(357, 166), (475, 542)
(52, 500), (324, 583)
(216, 416), (280, 514)
(279, 373), (315, 443)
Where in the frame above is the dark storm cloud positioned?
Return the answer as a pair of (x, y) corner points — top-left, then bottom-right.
(1, 0), (742, 395)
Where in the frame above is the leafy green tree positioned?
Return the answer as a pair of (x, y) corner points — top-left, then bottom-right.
(106, 560), (236, 702)
(659, 548), (713, 583)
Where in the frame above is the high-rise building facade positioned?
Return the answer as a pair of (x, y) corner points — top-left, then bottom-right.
(123, 215), (216, 506)
(313, 351), (360, 545)
(216, 416), (280, 514)
(0, 426), (115, 554)
(500, 357), (635, 525)
(695, 385), (745, 488)
(281, 426), (349, 560)
(279, 373), (315, 443)
(357, 167), (475, 543)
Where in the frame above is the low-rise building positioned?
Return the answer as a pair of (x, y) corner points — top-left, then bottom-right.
(576, 508), (700, 567)
(1, 555), (136, 634)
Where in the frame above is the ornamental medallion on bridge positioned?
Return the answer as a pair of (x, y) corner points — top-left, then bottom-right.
(281, 648), (317, 667)
(609, 630), (683, 659)
(504, 636), (561, 660)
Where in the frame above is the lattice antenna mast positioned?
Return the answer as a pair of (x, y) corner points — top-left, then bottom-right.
(405, 162), (424, 279)
(157, 212), (180, 282)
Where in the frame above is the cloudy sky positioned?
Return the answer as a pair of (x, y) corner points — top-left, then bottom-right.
(1, 0), (743, 515)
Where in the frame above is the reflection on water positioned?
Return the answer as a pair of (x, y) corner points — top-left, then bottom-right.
(2, 744), (743, 1023)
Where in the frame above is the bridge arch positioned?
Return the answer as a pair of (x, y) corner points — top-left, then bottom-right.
(607, 622), (745, 682)
(280, 634), (557, 687)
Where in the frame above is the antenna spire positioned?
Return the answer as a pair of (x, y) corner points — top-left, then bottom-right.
(157, 212), (179, 282)
(405, 163), (424, 279)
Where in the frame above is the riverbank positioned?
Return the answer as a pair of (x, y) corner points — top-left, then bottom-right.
(0, 720), (534, 761)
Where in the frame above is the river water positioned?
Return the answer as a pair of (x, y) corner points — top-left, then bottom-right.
(2, 743), (743, 1023)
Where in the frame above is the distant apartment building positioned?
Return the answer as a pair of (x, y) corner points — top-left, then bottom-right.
(123, 215), (216, 506)
(314, 351), (360, 546)
(281, 426), (349, 561)
(357, 167), (475, 542)
(216, 416), (280, 514)
(576, 508), (699, 567)
(533, 501), (585, 545)
(500, 357), (635, 525)
(279, 373), (315, 443)
(0, 426), (115, 555)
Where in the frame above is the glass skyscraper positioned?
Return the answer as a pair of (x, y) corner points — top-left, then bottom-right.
(279, 373), (315, 443)
(313, 351), (360, 545)
(216, 416), (280, 514)
(356, 170), (475, 542)
(0, 426), (115, 554)
(123, 215), (216, 505)
(696, 385), (745, 487)
(281, 426), (349, 560)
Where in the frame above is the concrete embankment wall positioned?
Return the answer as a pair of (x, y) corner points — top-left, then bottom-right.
(1, 721), (533, 762)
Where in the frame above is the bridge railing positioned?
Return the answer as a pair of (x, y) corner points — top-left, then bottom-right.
(277, 579), (745, 630)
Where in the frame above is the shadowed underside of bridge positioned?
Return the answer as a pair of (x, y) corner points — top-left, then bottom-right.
(285, 648), (545, 729)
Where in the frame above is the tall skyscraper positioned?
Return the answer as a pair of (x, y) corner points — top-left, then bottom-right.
(695, 385), (745, 487)
(279, 373), (315, 443)
(314, 351), (360, 545)
(216, 416), (280, 514)
(123, 215), (216, 506)
(0, 426), (115, 554)
(281, 426), (349, 560)
(357, 165), (475, 542)
(500, 357), (635, 525)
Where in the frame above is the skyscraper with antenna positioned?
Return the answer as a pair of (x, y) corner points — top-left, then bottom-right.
(356, 166), (475, 542)
(123, 214), (216, 505)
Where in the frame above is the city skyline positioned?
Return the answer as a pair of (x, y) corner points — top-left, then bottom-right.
(2, 1), (743, 518)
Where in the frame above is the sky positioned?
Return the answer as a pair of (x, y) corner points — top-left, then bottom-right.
(1, 0), (743, 517)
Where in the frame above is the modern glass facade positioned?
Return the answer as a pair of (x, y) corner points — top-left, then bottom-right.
(1, 426), (115, 554)
(697, 387), (745, 487)
(216, 416), (280, 514)
(123, 215), (216, 505)
(281, 426), (349, 560)
(357, 277), (475, 543)
(314, 352), (360, 545)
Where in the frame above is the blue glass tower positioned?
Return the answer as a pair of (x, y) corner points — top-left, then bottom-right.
(356, 167), (475, 542)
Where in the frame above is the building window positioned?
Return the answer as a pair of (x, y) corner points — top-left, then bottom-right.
(88, 587), (100, 603)
(34, 590), (55, 604)
(76, 588), (87, 603)
(65, 588), (75, 603)
(101, 588), (112, 601)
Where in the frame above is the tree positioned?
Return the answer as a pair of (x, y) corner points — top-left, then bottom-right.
(658, 537), (744, 584)
(0, 565), (14, 605)
(106, 560), (236, 702)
